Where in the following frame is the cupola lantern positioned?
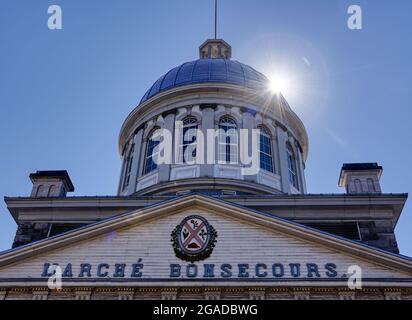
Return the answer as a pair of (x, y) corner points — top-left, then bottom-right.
(199, 39), (232, 59)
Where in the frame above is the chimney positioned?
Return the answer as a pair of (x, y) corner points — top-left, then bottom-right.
(29, 170), (74, 198)
(339, 163), (383, 194)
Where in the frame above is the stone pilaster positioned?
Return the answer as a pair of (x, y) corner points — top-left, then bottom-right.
(117, 147), (127, 195)
(158, 113), (176, 183)
(294, 140), (306, 194)
(276, 126), (290, 194)
(241, 111), (258, 183)
(128, 129), (144, 194)
(200, 106), (215, 177)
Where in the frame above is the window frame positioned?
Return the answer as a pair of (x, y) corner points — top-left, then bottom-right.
(178, 116), (198, 164)
(258, 126), (274, 173)
(218, 116), (239, 164)
(122, 143), (135, 190)
(287, 146), (298, 189)
(143, 128), (161, 176)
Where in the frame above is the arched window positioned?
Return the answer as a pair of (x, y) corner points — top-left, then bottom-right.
(179, 117), (198, 164)
(367, 178), (375, 192)
(143, 128), (161, 175)
(122, 143), (135, 189)
(47, 185), (56, 197)
(287, 145), (298, 188)
(259, 126), (274, 173)
(36, 185), (44, 197)
(218, 116), (238, 163)
(354, 179), (363, 193)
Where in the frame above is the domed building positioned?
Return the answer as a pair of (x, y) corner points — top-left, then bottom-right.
(117, 39), (307, 197)
(0, 39), (411, 300)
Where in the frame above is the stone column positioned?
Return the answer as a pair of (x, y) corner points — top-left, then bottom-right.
(276, 126), (291, 194)
(200, 106), (215, 177)
(127, 128), (144, 194)
(158, 112), (176, 183)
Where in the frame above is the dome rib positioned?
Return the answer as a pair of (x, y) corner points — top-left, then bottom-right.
(223, 59), (228, 82)
(140, 59), (269, 104)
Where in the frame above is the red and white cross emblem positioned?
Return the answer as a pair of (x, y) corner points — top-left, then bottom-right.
(180, 217), (209, 253)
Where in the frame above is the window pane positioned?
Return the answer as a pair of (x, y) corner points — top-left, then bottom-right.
(287, 151), (298, 188)
(144, 133), (160, 175)
(218, 117), (238, 164)
(180, 118), (198, 164)
(258, 128), (273, 173)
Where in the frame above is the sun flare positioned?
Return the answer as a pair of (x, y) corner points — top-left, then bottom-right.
(268, 75), (290, 95)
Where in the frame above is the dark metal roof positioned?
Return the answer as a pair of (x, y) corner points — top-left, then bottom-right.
(338, 163), (383, 186)
(140, 59), (269, 104)
(29, 170), (74, 192)
(341, 163), (383, 171)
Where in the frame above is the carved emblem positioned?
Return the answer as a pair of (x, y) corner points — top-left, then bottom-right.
(171, 215), (217, 262)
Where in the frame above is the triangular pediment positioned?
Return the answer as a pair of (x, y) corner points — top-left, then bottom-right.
(0, 194), (411, 285)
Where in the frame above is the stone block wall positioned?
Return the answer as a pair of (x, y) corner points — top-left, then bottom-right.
(12, 223), (50, 248)
(358, 221), (399, 253)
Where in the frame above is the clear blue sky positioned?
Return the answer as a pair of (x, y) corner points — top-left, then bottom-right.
(0, 0), (411, 255)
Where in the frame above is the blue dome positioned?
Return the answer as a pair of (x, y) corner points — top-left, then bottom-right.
(140, 59), (269, 104)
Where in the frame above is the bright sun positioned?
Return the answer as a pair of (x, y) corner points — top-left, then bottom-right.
(268, 75), (289, 95)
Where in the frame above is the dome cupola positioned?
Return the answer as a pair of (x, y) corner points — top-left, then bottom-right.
(118, 39), (308, 197)
(139, 39), (268, 105)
